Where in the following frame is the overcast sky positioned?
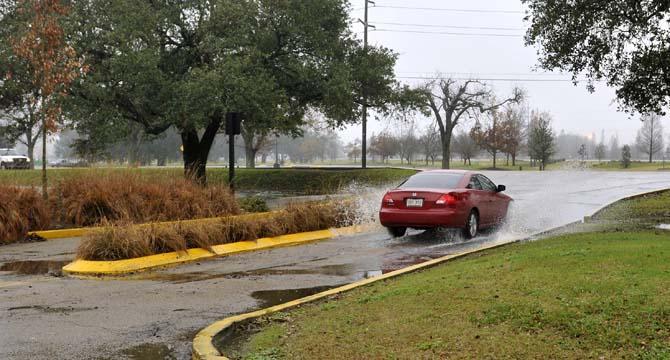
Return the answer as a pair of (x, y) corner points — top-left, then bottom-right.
(340, 0), (650, 145)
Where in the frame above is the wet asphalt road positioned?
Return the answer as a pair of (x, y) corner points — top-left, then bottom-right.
(0, 171), (668, 359)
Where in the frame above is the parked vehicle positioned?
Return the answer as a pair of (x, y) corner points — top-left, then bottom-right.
(379, 170), (512, 238)
(0, 148), (31, 170)
(49, 159), (89, 168)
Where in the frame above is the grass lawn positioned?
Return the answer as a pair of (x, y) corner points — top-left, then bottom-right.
(228, 191), (670, 359)
(591, 160), (670, 171)
(0, 167), (416, 194)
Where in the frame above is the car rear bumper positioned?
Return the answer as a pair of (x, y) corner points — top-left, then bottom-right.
(379, 207), (469, 228)
(3, 163), (30, 169)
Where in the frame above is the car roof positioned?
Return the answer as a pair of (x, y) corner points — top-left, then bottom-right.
(417, 169), (475, 176)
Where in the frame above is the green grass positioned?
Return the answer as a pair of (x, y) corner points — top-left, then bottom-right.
(0, 167), (416, 195)
(591, 160), (670, 171)
(229, 191), (670, 360)
(236, 232), (670, 359)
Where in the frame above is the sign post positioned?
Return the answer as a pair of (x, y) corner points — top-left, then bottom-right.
(225, 112), (242, 191)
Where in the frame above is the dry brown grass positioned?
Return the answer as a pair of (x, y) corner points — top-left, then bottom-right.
(52, 174), (240, 227)
(0, 186), (50, 245)
(77, 202), (356, 261)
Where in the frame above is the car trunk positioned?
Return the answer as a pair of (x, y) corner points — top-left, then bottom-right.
(385, 188), (450, 210)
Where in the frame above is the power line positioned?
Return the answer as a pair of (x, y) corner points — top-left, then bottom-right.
(396, 76), (591, 82)
(373, 28), (523, 37)
(396, 71), (571, 76)
(372, 5), (524, 14)
(371, 21), (522, 31)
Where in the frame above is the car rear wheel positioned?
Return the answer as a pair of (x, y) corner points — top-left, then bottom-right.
(463, 210), (478, 239)
(386, 226), (407, 238)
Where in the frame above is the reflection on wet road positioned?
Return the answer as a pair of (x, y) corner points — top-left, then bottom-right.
(0, 171), (668, 360)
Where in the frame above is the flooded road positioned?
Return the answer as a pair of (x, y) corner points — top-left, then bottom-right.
(0, 171), (668, 359)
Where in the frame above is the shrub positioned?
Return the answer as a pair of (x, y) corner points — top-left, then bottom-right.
(53, 174), (240, 227)
(76, 201), (357, 261)
(238, 196), (270, 213)
(0, 186), (50, 245)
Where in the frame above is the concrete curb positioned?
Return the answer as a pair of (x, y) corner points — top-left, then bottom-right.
(28, 211), (277, 240)
(191, 187), (670, 360)
(62, 224), (374, 277)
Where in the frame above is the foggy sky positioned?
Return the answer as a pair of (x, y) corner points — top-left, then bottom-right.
(341, 0), (661, 146)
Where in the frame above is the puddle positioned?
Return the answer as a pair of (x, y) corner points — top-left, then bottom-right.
(658, 224), (670, 230)
(251, 285), (338, 308)
(120, 343), (176, 360)
(0, 260), (70, 276)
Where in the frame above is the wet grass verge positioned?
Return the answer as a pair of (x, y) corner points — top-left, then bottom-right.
(230, 231), (670, 359)
(76, 202), (355, 261)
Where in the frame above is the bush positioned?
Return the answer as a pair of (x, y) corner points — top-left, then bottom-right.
(0, 186), (50, 245)
(238, 196), (270, 213)
(52, 174), (240, 227)
(76, 202), (356, 261)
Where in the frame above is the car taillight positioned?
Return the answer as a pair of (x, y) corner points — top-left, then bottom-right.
(435, 193), (457, 206)
(382, 194), (395, 207)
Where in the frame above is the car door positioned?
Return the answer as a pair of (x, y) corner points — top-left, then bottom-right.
(477, 175), (505, 223)
(467, 175), (493, 225)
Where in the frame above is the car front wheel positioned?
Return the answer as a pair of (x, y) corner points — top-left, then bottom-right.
(463, 210), (478, 239)
(386, 226), (407, 238)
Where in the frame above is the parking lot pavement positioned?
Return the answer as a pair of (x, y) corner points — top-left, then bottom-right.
(0, 171), (668, 359)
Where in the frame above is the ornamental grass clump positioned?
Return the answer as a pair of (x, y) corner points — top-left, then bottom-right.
(53, 174), (240, 227)
(76, 201), (357, 261)
(0, 186), (50, 245)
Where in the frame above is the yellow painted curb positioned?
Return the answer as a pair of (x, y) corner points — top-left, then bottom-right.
(62, 224), (375, 277)
(191, 240), (514, 360)
(29, 211), (276, 240)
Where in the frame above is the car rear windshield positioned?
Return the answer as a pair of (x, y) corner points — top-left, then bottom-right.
(398, 173), (463, 189)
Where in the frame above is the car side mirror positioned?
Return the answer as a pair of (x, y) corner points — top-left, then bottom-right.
(497, 185), (506, 192)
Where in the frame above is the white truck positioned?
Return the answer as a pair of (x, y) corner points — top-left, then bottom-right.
(0, 148), (31, 169)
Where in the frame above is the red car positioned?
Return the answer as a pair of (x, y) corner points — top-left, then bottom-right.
(379, 170), (512, 238)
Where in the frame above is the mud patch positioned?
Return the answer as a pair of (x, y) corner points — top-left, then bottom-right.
(120, 343), (176, 360)
(7, 304), (97, 314)
(0, 260), (70, 276)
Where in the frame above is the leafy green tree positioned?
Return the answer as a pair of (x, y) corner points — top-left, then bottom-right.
(523, 0), (670, 114)
(528, 111), (555, 171)
(621, 145), (632, 168)
(65, 0), (404, 181)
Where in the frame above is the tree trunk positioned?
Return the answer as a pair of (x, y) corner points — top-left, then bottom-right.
(440, 132), (452, 169)
(512, 153), (516, 166)
(180, 117), (221, 185)
(506, 153), (509, 166)
(26, 142), (35, 169)
(245, 146), (257, 168)
(492, 151), (497, 169)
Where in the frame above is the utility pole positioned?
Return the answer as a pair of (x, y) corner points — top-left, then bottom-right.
(359, 0), (375, 169)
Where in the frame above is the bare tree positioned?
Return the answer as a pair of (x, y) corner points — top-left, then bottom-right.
(369, 131), (398, 164)
(345, 139), (361, 163)
(595, 142), (606, 163)
(500, 105), (527, 166)
(452, 130), (478, 166)
(471, 108), (505, 168)
(608, 134), (620, 160)
(636, 113), (664, 163)
(396, 120), (419, 165)
(417, 77), (523, 169)
(528, 111), (555, 171)
(419, 124), (441, 165)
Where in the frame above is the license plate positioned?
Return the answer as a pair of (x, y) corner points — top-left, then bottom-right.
(406, 198), (423, 207)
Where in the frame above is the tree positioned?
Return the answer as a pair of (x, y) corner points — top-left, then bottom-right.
(369, 132), (398, 164)
(621, 145), (632, 168)
(66, 0), (401, 183)
(452, 130), (478, 166)
(8, 0), (85, 197)
(608, 134), (620, 160)
(523, 0), (670, 115)
(499, 105), (527, 166)
(471, 108), (505, 168)
(416, 77), (523, 169)
(418, 124), (441, 165)
(577, 144), (587, 163)
(636, 113), (664, 163)
(528, 111), (555, 171)
(345, 139), (361, 163)
(594, 142), (606, 163)
(395, 119), (419, 165)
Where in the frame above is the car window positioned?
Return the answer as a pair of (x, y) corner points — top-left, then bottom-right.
(1, 149), (18, 156)
(399, 173), (463, 189)
(468, 176), (483, 190)
(477, 175), (497, 192)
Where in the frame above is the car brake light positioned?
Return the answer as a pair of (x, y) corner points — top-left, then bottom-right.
(382, 194), (394, 207)
(435, 193), (457, 206)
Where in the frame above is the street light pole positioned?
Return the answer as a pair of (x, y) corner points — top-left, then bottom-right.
(359, 0), (375, 169)
(274, 134), (280, 168)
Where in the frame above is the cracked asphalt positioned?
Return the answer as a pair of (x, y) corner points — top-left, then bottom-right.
(0, 171), (668, 359)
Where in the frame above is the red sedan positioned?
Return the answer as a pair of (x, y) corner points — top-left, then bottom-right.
(379, 170), (512, 238)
